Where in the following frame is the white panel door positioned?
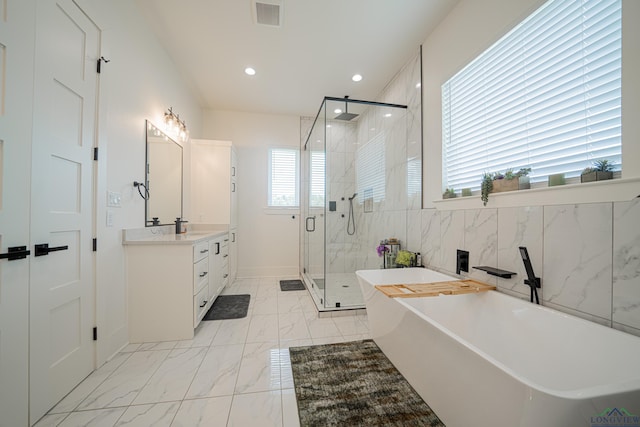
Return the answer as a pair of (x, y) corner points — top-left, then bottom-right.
(0, 1), (36, 426)
(30, 0), (100, 422)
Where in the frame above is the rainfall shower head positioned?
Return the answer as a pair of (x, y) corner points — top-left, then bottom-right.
(334, 96), (359, 121)
(335, 111), (359, 121)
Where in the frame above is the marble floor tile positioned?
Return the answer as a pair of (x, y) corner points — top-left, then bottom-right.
(190, 320), (222, 347)
(138, 341), (177, 351)
(278, 313), (311, 341)
(305, 317), (342, 339)
(281, 388), (300, 427)
(234, 342), (282, 394)
(211, 318), (251, 346)
(246, 314), (279, 343)
(278, 339), (313, 349)
(51, 352), (132, 413)
(331, 316), (369, 336)
(133, 347), (207, 405)
(171, 396), (233, 427)
(277, 294), (303, 313)
(77, 350), (170, 410)
(57, 408), (126, 427)
(279, 349), (294, 389)
(114, 402), (180, 427)
(185, 344), (244, 399)
(251, 295), (279, 315)
(33, 413), (69, 427)
(227, 391), (283, 427)
(120, 344), (141, 353)
(42, 272), (381, 426)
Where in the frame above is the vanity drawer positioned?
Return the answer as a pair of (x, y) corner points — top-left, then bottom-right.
(193, 241), (209, 262)
(194, 286), (209, 327)
(193, 257), (209, 294)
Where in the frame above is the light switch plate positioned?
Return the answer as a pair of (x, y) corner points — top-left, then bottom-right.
(106, 210), (114, 227)
(107, 191), (122, 207)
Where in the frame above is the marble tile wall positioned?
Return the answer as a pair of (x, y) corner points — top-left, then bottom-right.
(414, 198), (640, 337)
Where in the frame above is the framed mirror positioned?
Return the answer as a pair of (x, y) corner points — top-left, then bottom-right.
(145, 120), (183, 226)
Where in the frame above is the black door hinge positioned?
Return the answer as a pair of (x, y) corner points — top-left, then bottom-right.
(93, 147), (99, 160)
(93, 327), (97, 341)
(92, 238), (97, 252)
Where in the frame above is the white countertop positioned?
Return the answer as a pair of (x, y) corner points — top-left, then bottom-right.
(122, 225), (228, 246)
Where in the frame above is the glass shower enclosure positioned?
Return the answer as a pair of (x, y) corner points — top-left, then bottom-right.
(301, 96), (419, 311)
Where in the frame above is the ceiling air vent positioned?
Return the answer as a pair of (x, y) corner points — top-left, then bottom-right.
(253, 0), (282, 27)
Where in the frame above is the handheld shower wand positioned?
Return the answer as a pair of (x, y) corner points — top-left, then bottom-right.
(347, 193), (358, 235)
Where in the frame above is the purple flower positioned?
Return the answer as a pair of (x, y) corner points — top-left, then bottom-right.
(376, 245), (389, 257)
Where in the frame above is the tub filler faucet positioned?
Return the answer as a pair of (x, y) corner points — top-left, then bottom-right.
(519, 246), (541, 304)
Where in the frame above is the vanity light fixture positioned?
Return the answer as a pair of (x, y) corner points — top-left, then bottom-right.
(163, 107), (189, 143)
(352, 74), (363, 82)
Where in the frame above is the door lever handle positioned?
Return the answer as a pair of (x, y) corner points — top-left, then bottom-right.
(34, 243), (69, 257)
(0, 246), (31, 261)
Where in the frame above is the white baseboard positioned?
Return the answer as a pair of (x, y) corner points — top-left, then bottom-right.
(237, 266), (300, 278)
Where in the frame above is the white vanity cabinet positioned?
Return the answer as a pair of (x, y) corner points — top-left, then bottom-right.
(124, 230), (228, 343)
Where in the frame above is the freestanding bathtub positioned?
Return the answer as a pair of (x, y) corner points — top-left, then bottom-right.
(356, 268), (640, 427)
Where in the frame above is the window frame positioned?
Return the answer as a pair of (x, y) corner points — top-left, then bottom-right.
(267, 147), (300, 208)
(441, 0), (622, 193)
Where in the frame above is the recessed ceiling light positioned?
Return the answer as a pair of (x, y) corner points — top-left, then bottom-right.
(244, 67), (256, 76)
(334, 109), (342, 114)
(352, 74), (363, 82)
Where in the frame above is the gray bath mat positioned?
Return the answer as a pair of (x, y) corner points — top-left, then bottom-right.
(280, 279), (306, 291)
(202, 294), (250, 321)
(289, 339), (444, 426)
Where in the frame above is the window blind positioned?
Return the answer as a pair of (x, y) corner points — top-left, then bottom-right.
(442, 0), (621, 191)
(268, 148), (299, 207)
(310, 151), (325, 208)
(356, 132), (386, 202)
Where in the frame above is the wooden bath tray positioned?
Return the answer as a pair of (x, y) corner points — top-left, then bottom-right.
(375, 279), (496, 298)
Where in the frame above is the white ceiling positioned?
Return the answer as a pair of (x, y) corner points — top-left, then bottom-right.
(135, 0), (459, 117)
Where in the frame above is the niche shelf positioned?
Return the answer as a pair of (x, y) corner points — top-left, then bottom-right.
(472, 266), (516, 279)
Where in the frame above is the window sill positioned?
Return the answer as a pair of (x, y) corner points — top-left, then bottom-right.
(263, 207), (301, 215)
(432, 176), (640, 210)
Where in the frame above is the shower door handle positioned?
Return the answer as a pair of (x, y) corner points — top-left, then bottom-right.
(305, 216), (316, 232)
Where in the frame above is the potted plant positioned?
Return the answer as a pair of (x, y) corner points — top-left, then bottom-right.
(581, 159), (614, 183)
(493, 169), (519, 193)
(548, 173), (565, 186)
(481, 172), (493, 206)
(442, 187), (457, 199)
(516, 167), (531, 189)
(461, 188), (472, 197)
